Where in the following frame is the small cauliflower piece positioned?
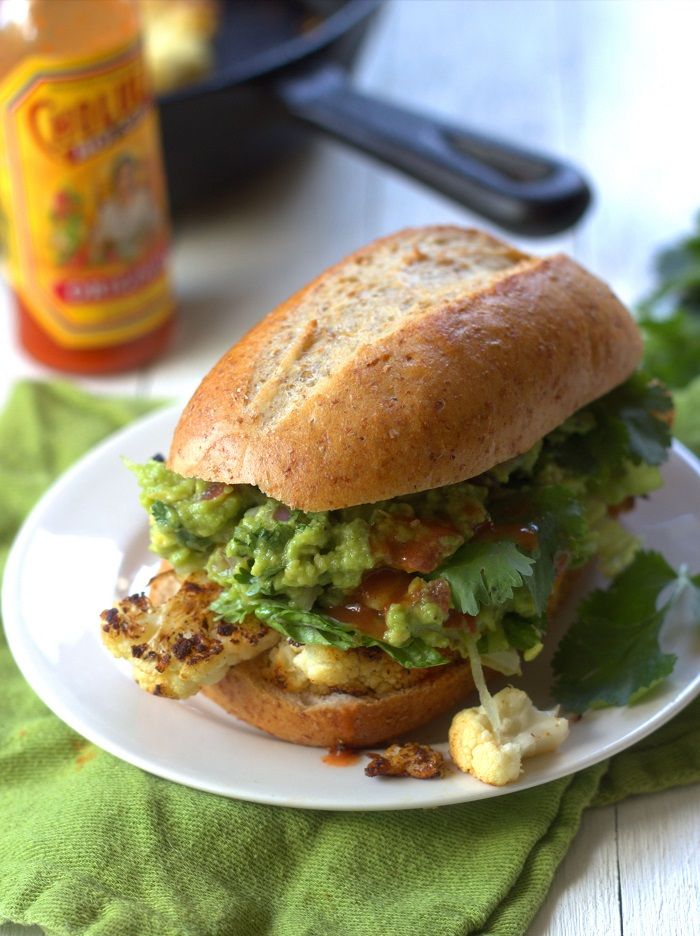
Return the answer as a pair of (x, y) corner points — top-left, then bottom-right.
(449, 687), (569, 786)
(100, 571), (279, 699)
(267, 641), (432, 696)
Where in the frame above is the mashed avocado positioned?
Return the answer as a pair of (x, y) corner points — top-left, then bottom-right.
(127, 458), (263, 571)
(214, 500), (374, 610)
(130, 460), (488, 604)
(128, 374), (671, 673)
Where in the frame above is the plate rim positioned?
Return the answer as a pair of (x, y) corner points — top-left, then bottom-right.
(3, 405), (700, 810)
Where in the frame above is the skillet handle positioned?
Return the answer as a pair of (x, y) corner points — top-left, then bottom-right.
(275, 63), (591, 236)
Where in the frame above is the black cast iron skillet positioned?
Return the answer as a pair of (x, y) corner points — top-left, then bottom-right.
(158, 0), (590, 235)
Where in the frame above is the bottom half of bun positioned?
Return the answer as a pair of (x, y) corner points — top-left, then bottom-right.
(201, 656), (477, 748)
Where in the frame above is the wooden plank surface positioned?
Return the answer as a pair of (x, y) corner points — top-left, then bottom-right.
(531, 806), (622, 936)
(1, 1), (699, 933)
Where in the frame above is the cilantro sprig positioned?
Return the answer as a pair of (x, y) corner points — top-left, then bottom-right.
(552, 551), (700, 713)
(494, 486), (587, 615)
(435, 485), (587, 621)
(432, 540), (535, 617)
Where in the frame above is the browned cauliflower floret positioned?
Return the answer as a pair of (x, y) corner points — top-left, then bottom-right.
(449, 687), (569, 786)
(100, 571), (279, 698)
(267, 641), (432, 696)
(365, 742), (447, 779)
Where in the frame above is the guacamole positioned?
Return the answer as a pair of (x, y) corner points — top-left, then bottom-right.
(128, 373), (671, 674)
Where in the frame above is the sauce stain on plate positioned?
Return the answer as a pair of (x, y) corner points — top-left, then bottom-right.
(322, 744), (361, 767)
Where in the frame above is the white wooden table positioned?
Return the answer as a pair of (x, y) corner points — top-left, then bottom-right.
(1, 2), (699, 933)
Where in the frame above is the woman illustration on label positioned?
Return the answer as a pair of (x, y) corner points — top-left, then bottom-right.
(90, 153), (160, 264)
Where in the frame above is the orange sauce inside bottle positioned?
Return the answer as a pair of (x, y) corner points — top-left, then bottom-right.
(0, 0), (174, 373)
(16, 297), (173, 374)
(0, 0), (139, 66)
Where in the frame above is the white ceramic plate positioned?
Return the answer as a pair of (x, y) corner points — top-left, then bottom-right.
(4, 406), (700, 810)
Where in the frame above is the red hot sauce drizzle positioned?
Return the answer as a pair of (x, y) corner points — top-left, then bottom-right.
(472, 520), (539, 552)
(322, 744), (362, 767)
(325, 568), (414, 640)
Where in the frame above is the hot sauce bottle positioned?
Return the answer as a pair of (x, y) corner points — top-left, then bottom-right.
(0, 0), (175, 373)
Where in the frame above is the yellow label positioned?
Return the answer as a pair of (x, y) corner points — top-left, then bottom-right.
(0, 40), (174, 348)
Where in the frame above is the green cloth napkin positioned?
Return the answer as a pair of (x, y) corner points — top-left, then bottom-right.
(1, 381), (698, 936)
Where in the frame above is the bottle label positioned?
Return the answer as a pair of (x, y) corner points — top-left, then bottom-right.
(0, 41), (173, 348)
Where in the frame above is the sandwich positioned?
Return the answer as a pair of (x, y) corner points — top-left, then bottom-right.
(100, 226), (674, 748)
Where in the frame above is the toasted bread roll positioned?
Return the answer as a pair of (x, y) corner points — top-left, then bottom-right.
(169, 226), (642, 511)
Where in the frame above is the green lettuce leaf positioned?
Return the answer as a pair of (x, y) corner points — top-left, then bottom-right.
(479, 648), (522, 677)
(432, 540), (535, 617)
(551, 551), (683, 712)
(211, 595), (448, 669)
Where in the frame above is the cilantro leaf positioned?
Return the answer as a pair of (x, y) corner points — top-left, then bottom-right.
(638, 216), (700, 389)
(431, 486), (585, 622)
(690, 572), (700, 620)
(528, 487), (586, 614)
(551, 551), (680, 712)
(655, 226), (700, 292)
(547, 412), (624, 477)
(487, 486), (587, 616)
(546, 373), (672, 482)
(640, 310), (700, 390)
(432, 540), (535, 617)
(604, 373), (673, 466)
(210, 596), (448, 669)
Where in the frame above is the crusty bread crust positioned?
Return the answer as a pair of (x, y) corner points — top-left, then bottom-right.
(201, 656), (476, 748)
(168, 226), (643, 510)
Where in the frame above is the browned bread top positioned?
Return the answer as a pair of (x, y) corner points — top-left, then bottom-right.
(169, 226), (643, 510)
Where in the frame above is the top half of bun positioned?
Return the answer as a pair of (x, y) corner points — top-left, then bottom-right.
(168, 226), (643, 510)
